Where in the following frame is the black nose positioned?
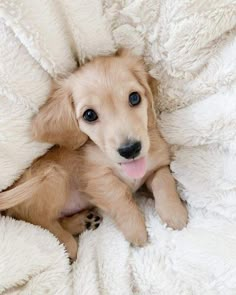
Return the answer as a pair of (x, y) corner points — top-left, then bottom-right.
(118, 141), (142, 159)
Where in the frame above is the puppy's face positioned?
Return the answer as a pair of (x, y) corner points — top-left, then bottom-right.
(70, 53), (154, 172)
(33, 50), (156, 178)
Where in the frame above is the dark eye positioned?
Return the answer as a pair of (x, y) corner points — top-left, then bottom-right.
(83, 109), (98, 122)
(129, 92), (141, 106)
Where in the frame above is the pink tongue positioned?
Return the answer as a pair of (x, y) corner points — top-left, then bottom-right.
(121, 157), (146, 179)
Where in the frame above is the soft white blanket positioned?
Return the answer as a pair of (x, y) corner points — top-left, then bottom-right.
(0, 0), (236, 294)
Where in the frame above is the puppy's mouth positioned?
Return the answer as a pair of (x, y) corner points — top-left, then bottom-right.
(119, 157), (146, 179)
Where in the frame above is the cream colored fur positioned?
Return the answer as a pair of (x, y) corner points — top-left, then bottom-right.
(0, 0), (236, 294)
(1, 51), (187, 261)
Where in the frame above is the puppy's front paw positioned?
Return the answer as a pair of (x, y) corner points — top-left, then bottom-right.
(121, 215), (148, 247)
(130, 227), (148, 247)
(157, 201), (188, 230)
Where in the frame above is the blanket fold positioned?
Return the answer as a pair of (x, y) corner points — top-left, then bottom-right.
(0, 0), (236, 294)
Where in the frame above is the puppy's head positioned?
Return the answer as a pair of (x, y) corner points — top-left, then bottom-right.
(33, 49), (156, 178)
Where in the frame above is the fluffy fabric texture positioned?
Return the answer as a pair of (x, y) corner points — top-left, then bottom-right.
(0, 0), (236, 294)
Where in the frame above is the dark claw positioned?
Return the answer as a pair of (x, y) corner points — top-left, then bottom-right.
(95, 216), (100, 222)
(87, 213), (94, 219)
(94, 223), (100, 229)
(86, 222), (91, 229)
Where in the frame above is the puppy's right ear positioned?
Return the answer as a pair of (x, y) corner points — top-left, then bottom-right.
(32, 81), (88, 150)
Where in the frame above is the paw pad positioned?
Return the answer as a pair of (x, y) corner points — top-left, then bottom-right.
(85, 210), (102, 230)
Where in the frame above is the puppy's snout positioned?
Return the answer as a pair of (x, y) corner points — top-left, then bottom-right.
(118, 140), (142, 159)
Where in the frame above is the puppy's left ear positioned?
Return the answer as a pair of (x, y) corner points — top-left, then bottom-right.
(32, 80), (88, 150)
(117, 48), (157, 128)
(132, 65), (157, 129)
(142, 73), (157, 129)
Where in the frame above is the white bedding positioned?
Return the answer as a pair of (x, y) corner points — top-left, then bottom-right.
(0, 0), (236, 294)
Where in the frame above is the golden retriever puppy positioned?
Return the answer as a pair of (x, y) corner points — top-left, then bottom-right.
(0, 49), (188, 260)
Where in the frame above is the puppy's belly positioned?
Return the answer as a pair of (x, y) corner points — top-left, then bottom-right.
(60, 190), (91, 217)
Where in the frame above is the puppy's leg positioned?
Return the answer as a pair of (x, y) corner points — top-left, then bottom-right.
(60, 208), (102, 235)
(46, 221), (78, 261)
(8, 163), (78, 260)
(147, 166), (188, 230)
(85, 174), (147, 246)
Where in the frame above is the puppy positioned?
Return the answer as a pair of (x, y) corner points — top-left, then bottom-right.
(0, 49), (188, 260)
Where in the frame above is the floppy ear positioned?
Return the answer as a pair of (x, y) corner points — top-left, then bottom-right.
(121, 50), (157, 130)
(32, 81), (88, 150)
(138, 72), (157, 130)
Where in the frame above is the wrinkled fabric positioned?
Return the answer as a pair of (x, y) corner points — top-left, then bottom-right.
(0, 0), (236, 294)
